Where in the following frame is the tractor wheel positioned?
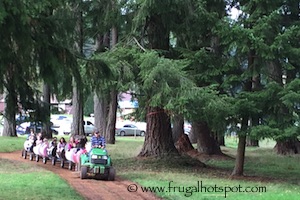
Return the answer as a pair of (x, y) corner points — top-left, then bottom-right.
(43, 157), (47, 164)
(52, 157), (56, 165)
(80, 166), (88, 179)
(29, 153), (33, 161)
(36, 155), (39, 162)
(120, 131), (125, 136)
(107, 167), (116, 181)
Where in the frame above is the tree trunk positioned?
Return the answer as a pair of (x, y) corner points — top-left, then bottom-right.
(42, 83), (52, 138)
(217, 135), (225, 146)
(105, 89), (118, 144)
(175, 134), (194, 153)
(93, 30), (110, 134)
(188, 125), (197, 144)
(232, 116), (249, 176)
(111, 26), (118, 48)
(172, 114), (184, 143)
(138, 107), (178, 157)
(231, 135), (247, 176)
(268, 61), (299, 154)
(147, 15), (169, 50)
(104, 25), (118, 144)
(2, 89), (17, 137)
(93, 92), (108, 134)
(2, 67), (17, 137)
(247, 50), (260, 147)
(246, 138), (259, 147)
(213, 131), (225, 146)
(71, 4), (84, 136)
(274, 138), (300, 155)
(193, 121), (222, 155)
(72, 80), (84, 136)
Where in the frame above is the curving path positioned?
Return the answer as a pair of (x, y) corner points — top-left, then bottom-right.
(0, 151), (161, 200)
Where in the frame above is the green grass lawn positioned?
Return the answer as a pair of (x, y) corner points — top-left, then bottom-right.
(0, 136), (300, 200)
(0, 136), (84, 200)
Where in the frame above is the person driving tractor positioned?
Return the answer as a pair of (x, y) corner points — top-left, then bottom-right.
(91, 131), (106, 149)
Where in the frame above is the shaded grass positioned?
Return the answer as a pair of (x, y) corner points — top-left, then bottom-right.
(1, 136), (300, 200)
(111, 137), (300, 200)
(0, 158), (83, 200)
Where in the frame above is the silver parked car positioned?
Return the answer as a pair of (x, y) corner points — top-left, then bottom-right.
(115, 124), (146, 136)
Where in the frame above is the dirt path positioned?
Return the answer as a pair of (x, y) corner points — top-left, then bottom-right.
(0, 151), (161, 200)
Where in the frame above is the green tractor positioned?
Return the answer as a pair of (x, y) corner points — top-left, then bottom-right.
(80, 148), (116, 181)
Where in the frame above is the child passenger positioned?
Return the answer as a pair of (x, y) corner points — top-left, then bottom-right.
(56, 137), (66, 157)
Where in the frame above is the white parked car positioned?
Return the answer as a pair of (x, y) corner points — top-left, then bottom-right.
(52, 119), (95, 136)
(83, 120), (95, 136)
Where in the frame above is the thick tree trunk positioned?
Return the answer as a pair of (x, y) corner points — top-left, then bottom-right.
(105, 89), (118, 144)
(274, 138), (300, 155)
(147, 15), (169, 50)
(72, 81), (84, 136)
(213, 132), (225, 146)
(93, 92), (108, 134)
(188, 125), (197, 144)
(71, 6), (84, 136)
(93, 30), (110, 134)
(172, 114), (184, 143)
(2, 90), (17, 137)
(175, 134), (194, 153)
(42, 84), (52, 138)
(2, 68), (17, 137)
(268, 61), (299, 154)
(193, 121), (222, 155)
(104, 25), (118, 144)
(138, 107), (178, 157)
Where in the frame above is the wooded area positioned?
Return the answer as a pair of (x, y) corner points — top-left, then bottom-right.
(1, 0), (300, 176)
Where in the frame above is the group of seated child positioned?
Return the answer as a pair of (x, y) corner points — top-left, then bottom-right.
(25, 129), (106, 158)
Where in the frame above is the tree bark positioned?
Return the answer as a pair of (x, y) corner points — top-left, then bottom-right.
(232, 77), (252, 176)
(138, 107), (178, 157)
(232, 116), (248, 176)
(2, 89), (17, 137)
(213, 131), (225, 146)
(42, 83), (52, 138)
(93, 92), (108, 134)
(188, 125), (197, 144)
(72, 80), (84, 136)
(105, 89), (118, 144)
(175, 134), (194, 153)
(246, 137), (259, 147)
(2, 66), (17, 137)
(172, 114), (184, 143)
(193, 121), (222, 155)
(268, 61), (299, 154)
(274, 138), (300, 155)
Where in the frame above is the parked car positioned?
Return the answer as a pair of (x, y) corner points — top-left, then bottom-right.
(17, 122), (58, 135)
(115, 124), (146, 136)
(53, 120), (95, 136)
(83, 120), (95, 136)
(52, 118), (72, 135)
